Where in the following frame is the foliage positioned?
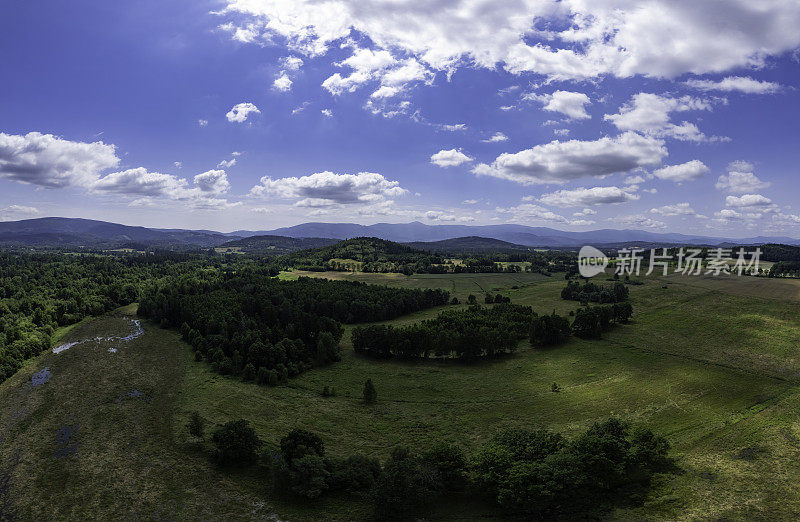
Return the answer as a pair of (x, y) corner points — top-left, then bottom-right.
(562, 280), (629, 303)
(211, 419), (262, 465)
(363, 378), (377, 404)
(352, 303), (532, 360)
(530, 312), (571, 346)
(140, 269), (449, 381)
(187, 411), (205, 439)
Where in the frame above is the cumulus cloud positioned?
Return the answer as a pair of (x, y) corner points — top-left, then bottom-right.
(684, 76), (783, 94)
(226, 102), (261, 123)
(473, 132), (666, 185)
(0, 131), (120, 188)
(652, 160), (709, 182)
(616, 214), (666, 229)
(1, 205), (39, 216)
(198, 119), (209, 127)
(715, 161), (771, 193)
(430, 149), (473, 168)
(524, 90), (591, 120)
(539, 186), (639, 207)
(249, 171), (407, 207)
(725, 194), (772, 207)
(496, 202), (594, 226)
(482, 132), (508, 143)
(604, 93), (715, 141)
(321, 108), (333, 117)
(194, 169), (231, 195)
(650, 202), (696, 216)
(217, 158), (237, 168)
(273, 73), (293, 92)
(217, 0), (800, 83)
(425, 210), (474, 222)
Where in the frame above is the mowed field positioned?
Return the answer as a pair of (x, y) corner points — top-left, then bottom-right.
(3, 272), (800, 520)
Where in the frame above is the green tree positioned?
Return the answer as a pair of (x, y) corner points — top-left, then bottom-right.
(211, 419), (262, 465)
(187, 411), (205, 439)
(363, 378), (377, 404)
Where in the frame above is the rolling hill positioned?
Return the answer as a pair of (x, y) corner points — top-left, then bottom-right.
(217, 235), (338, 254)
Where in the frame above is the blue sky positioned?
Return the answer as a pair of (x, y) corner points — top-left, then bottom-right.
(1, 0), (799, 236)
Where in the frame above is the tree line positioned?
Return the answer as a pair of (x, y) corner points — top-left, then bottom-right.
(352, 303), (532, 360)
(561, 280), (630, 303)
(193, 416), (670, 520)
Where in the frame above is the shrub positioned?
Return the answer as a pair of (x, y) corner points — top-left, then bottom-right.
(211, 419), (262, 465)
(363, 378), (377, 404)
(187, 411), (205, 439)
(280, 428), (325, 462)
(373, 447), (429, 521)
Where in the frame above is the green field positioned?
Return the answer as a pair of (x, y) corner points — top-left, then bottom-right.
(3, 273), (800, 520)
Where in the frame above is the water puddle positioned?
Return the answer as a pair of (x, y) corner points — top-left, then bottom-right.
(28, 367), (52, 387)
(54, 425), (79, 459)
(53, 318), (144, 355)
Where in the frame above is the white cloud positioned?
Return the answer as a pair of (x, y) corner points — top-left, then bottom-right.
(1, 205), (39, 215)
(473, 132), (666, 185)
(604, 93), (715, 141)
(430, 149), (473, 168)
(684, 76), (782, 94)
(194, 169), (231, 195)
(539, 186), (639, 207)
(218, 1), (800, 83)
(425, 210), (474, 222)
(482, 132), (508, 143)
(624, 174), (645, 185)
(281, 56), (303, 71)
(553, 129), (569, 137)
(650, 202), (696, 216)
(321, 108), (333, 117)
(198, 119), (209, 127)
(251, 206), (275, 214)
(462, 199), (478, 205)
(616, 214), (666, 229)
(0, 131), (120, 188)
(273, 73), (293, 92)
(249, 171), (407, 207)
(226, 102), (261, 123)
(715, 161), (771, 193)
(217, 158), (237, 168)
(496, 202), (594, 226)
(440, 123), (467, 132)
(174, 161), (183, 169)
(525, 90), (591, 120)
(726, 194), (772, 207)
(652, 160), (709, 182)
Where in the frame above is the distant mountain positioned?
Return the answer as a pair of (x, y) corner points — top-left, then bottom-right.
(406, 236), (534, 253)
(1, 217), (798, 250)
(218, 235), (338, 254)
(0, 218), (236, 249)
(236, 221), (800, 247)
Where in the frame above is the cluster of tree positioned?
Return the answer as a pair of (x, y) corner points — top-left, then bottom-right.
(138, 270), (449, 381)
(530, 302), (633, 347)
(571, 303), (633, 339)
(768, 261), (800, 278)
(0, 252), (215, 384)
(561, 280), (629, 303)
(352, 303), (533, 360)
(202, 418), (670, 520)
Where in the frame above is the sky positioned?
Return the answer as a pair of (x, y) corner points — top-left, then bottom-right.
(1, 0), (799, 237)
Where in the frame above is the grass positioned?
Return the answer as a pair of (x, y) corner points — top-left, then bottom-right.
(3, 272), (800, 519)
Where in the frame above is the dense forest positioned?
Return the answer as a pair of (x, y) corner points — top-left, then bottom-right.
(139, 270), (450, 381)
(0, 252), (214, 384)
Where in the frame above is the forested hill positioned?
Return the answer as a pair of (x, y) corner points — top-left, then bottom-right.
(406, 236), (533, 253)
(217, 235), (338, 254)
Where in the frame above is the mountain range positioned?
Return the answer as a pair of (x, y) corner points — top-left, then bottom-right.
(0, 217), (797, 250)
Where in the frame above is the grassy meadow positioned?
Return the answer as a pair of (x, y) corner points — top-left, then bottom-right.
(2, 271), (800, 519)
